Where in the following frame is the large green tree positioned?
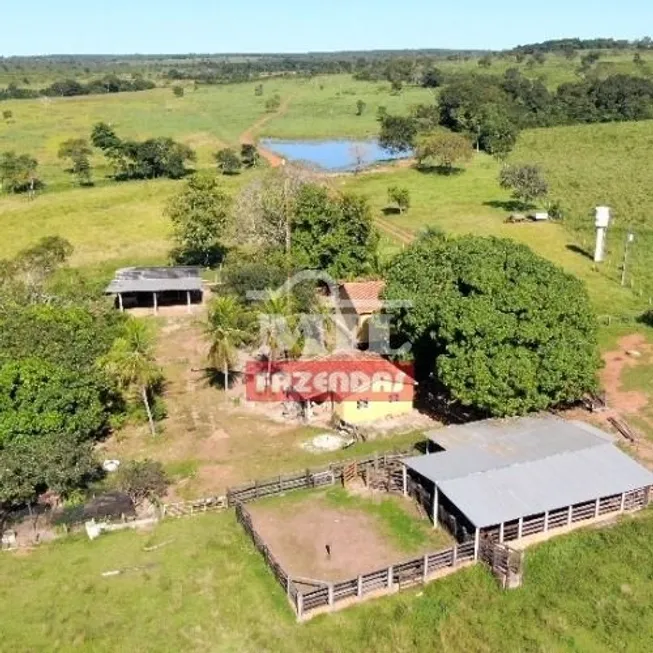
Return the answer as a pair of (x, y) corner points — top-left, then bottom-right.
(378, 115), (418, 153)
(384, 232), (600, 416)
(58, 138), (93, 186)
(166, 173), (231, 266)
(291, 184), (379, 279)
(0, 151), (40, 194)
(499, 164), (549, 208)
(0, 358), (108, 446)
(414, 131), (473, 171)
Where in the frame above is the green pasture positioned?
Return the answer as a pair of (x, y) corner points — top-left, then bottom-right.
(1, 508), (652, 652)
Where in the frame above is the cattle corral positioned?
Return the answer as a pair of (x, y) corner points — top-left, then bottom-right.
(228, 415), (653, 619)
(246, 490), (452, 583)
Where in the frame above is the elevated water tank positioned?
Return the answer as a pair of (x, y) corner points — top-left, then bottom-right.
(595, 206), (611, 228)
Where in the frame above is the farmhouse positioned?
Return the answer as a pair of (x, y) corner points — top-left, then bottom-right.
(335, 280), (385, 348)
(105, 266), (203, 313)
(281, 350), (415, 424)
(402, 416), (653, 553)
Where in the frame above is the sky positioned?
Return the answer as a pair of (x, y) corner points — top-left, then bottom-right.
(2, 1), (652, 56)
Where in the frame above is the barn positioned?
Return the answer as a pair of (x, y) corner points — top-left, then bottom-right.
(402, 416), (653, 555)
(105, 266), (203, 313)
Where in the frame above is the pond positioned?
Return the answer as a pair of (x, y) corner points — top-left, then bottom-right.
(260, 138), (410, 172)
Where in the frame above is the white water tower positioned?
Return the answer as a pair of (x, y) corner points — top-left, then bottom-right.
(594, 206), (611, 262)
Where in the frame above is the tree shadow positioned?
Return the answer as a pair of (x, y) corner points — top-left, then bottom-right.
(566, 244), (594, 261)
(382, 206), (401, 216)
(415, 164), (465, 176)
(203, 367), (242, 390)
(483, 199), (532, 212)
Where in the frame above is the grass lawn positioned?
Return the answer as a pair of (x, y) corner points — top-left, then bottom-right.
(1, 508), (653, 652)
(0, 83), (273, 189)
(342, 155), (643, 317)
(511, 120), (653, 301)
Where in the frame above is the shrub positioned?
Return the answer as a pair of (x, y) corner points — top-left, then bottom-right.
(114, 460), (170, 506)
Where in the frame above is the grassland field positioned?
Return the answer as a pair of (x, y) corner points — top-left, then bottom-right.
(1, 506), (653, 652)
(3, 72), (653, 315)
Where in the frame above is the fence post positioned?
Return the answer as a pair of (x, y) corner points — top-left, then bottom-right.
(287, 577), (291, 597)
(452, 544), (457, 566)
(387, 566), (393, 588)
(357, 575), (363, 597)
(328, 584), (334, 606)
(594, 498), (600, 519)
(297, 593), (303, 620)
(567, 505), (573, 525)
(620, 491), (626, 512)
(423, 554), (429, 582)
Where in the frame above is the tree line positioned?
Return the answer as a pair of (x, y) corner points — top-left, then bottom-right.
(379, 69), (653, 159)
(0, 75), (155, 101)
(1, 123), (262, 195)
(0, 237), (167, 520)
(512, 37), (653, 55)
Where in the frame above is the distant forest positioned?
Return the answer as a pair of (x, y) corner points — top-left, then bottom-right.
(0, 37), (651, 99)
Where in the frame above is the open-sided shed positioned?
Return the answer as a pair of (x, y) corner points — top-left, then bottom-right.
(105, 266), (203, 313)
(402, 416), (653, 554)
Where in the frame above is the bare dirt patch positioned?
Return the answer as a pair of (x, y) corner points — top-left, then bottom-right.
(601, 334), (652, 415)
(248, 493), (437, 582)
(562, 333), (653, 469)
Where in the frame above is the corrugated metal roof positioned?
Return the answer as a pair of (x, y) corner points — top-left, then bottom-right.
(405, 416), (653, 528)
(106, 267), (203, 294)
(438, 444), (653, 527)
(405, 417), (613, 480)
(426, 415), (613, 454)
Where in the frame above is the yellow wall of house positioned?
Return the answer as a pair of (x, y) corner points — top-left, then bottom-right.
(335, 399), (413, 424)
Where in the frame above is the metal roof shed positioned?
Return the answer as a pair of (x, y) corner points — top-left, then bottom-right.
(434, 444), (653, 528)
(105, 267), (203, 313)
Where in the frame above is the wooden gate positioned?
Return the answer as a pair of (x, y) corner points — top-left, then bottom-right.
(342, 461), (358, 486)
(479, 538), (524, 589)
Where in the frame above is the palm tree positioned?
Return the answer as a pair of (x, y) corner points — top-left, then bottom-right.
(259, 292), (298, 384)
(206, 295), (252, 390)
(101, 319), (162, 437)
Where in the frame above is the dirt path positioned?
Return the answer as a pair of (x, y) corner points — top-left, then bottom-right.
(240, 95), (293, 167)
(375, 215), (416, 245)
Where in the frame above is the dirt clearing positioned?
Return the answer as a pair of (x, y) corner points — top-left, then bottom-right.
(247, 492), (448, 582)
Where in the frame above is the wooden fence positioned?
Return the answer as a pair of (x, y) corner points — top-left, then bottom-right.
(295, 540), (476, 619)
(225, 450), (411, 506)
(159, 448), (412, 518)
(496, 487), (651, 543)
(234, 503), (294, 598)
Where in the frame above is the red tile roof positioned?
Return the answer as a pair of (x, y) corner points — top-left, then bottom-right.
(339, 280), (385, 314)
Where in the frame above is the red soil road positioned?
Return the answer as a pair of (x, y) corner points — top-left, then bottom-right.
(240, 95), (293, 167)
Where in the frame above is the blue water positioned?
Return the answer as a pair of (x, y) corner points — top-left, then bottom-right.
(260, 138), (410, 172)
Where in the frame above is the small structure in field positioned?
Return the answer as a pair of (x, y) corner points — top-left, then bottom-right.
(105, 266), (203, 314)
(402, 416), (653, 554)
